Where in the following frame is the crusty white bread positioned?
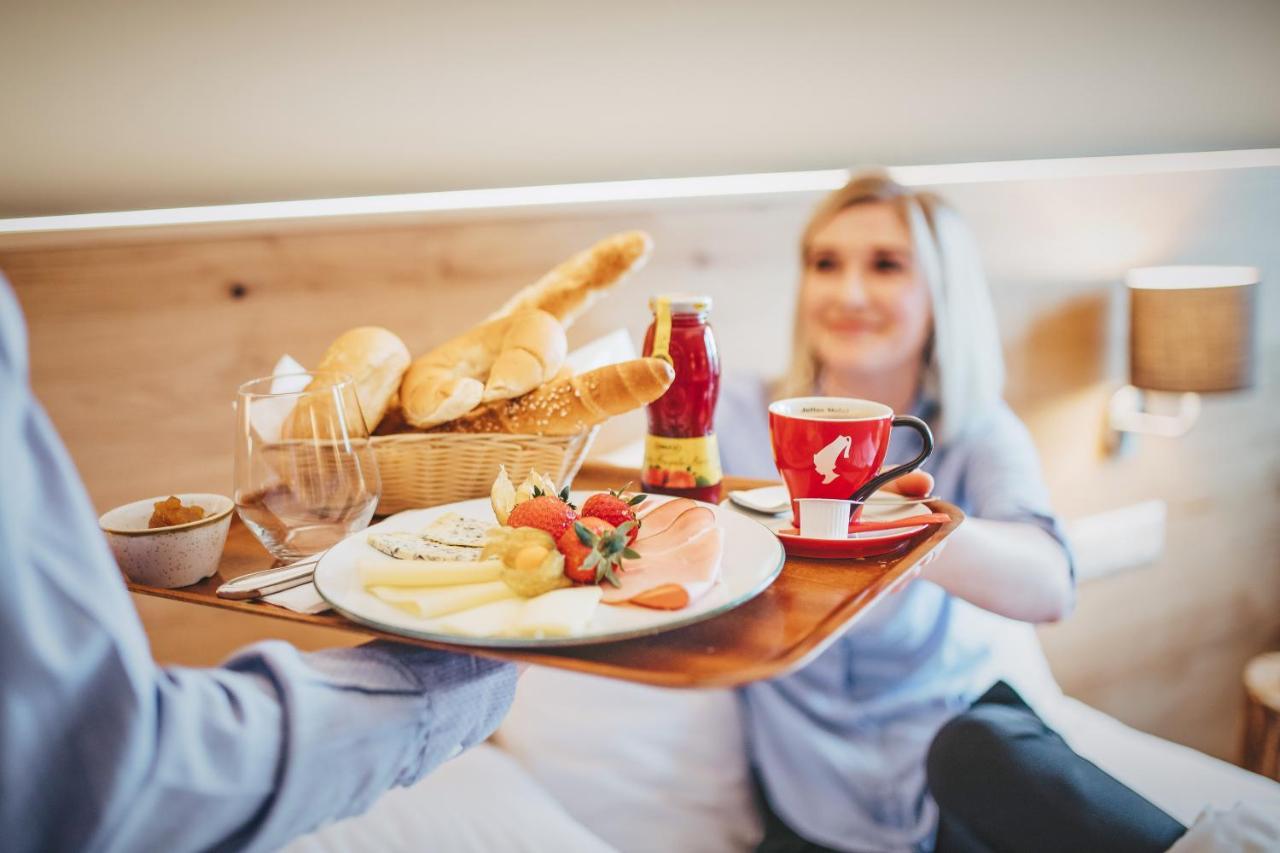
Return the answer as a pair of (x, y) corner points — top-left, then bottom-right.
(288, 326), (410, 435)
(400, 310), (567, 429)
(428, 358), (675, 436)
(487, 231), (653, 327)
(483, 310), (567, 402)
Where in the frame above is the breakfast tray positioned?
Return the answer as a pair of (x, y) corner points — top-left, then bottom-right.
(127, 463), (963, 688)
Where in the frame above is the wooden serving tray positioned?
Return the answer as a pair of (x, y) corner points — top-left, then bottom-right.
(128, 463), (963, 688)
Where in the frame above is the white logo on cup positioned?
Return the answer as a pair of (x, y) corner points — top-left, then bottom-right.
(813, 435), (852, 485)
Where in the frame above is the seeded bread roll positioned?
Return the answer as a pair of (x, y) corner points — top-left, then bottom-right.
(429, 358), (675, 436)
(288, 326), (410, 434)
(487, 231), (653, 328)
(400, 310), (567, 429)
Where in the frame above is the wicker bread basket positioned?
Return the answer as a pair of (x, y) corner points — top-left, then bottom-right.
(370, 428), (599, 515)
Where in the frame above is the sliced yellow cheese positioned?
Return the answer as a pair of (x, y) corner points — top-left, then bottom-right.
(513, 586), (603, 638)
(432, 599), (525, 637)
(370, 580), (517, 618)
(359, 556), (502, 587)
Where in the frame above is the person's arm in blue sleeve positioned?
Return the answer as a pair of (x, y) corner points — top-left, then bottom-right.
(919, 404), (1075, 623)
(0, 277), (517, 853)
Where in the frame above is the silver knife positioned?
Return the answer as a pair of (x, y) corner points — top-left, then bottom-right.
(216, 553), (325, 600)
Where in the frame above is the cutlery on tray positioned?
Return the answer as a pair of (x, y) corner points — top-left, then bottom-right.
(216, 552), (327, 600)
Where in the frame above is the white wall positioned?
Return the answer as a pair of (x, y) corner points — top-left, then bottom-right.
(2, 0), (1278, 216)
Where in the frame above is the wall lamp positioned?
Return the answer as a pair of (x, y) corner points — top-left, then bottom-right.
(1106, 265), (1260, 455)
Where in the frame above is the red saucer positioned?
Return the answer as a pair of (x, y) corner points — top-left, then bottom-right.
(775, 525), (925, 560)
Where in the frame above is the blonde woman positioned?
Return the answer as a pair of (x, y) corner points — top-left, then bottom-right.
(718, 172), (1185, 852)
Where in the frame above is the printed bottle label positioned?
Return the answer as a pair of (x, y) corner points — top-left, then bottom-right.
(642, 434), (723, 489)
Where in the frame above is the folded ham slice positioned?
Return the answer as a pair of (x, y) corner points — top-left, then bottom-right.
(634, 506), (717, 555)
(604, 498), (724, 610)
(636, 497), (698, 536)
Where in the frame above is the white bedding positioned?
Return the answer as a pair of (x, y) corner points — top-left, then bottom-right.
(282, 743), (613, 853)
(285, 621), (1280, 852)
(496, 669), (762, 853)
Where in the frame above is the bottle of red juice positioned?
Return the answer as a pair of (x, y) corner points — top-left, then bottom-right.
(641, 294), (723, 504)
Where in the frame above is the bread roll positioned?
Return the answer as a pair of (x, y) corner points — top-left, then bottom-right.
(483, 310), (567, 402)
(400, 310), (567, 428)
(428, 358), (675, 435)
(289, 326), (410, 434)
(488, 231), (653, 327)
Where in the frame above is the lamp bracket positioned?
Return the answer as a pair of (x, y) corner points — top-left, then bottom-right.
(1105, 385), (1201, 455)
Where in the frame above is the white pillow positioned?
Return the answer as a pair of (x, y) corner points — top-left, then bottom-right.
(283, 742), (613, 852)
(496, 668), (762, 853)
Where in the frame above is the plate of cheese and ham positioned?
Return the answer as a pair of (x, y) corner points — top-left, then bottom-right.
(312, 492), (783, 648)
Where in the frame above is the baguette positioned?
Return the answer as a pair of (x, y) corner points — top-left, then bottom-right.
(428, 358), (675, 436)
(400, 310), (566, 429)
(488, 231), (653, 327)
(288, 326), (410, 435)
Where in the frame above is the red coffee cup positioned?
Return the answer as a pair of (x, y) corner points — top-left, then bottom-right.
(768, 397), (934, 525)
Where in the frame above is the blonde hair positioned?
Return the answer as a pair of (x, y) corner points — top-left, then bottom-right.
(778, 169), (1004, 441)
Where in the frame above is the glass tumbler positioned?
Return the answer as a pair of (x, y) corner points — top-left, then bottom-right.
(234, 372), (380, 561)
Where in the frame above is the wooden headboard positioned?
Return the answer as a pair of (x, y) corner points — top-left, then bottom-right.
(4, 169), (1277, 763)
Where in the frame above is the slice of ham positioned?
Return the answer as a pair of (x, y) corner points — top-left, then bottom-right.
(633, 506), (717, 556)
(603, 510), (723, 610)
(636, 497), (698, 539)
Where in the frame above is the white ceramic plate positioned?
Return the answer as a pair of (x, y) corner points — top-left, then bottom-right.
(313, 492), (785, 649)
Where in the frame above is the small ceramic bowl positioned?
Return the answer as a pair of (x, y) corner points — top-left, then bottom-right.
(99, 494), (234, 588)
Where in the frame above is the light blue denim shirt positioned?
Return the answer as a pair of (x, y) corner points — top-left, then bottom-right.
(718, 375), (1072, 853)
(0, 278), (517, 853)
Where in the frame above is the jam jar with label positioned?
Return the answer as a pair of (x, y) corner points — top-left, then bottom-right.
(641, 294), (723, 504)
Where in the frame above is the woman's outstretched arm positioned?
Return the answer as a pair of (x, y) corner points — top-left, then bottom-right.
(915, 404), (1075, 624)
(922, 517), (1073, 623)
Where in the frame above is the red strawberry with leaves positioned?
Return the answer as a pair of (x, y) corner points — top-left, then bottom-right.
(556, 517), (639, 588)
(580, 485), (647, 544)
(506, 493), (578, 541)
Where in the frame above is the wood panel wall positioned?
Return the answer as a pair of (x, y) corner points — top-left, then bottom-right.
(3, 172), (1277, 762)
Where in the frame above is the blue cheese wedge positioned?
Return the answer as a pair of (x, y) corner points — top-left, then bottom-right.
(421, 512), (491, 548)
(367, 532), (480, 562)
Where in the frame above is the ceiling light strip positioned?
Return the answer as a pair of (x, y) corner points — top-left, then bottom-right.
(1, 148), (1276, 237)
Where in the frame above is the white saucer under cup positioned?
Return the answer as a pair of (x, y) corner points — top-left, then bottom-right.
(797, 499), (851, 539)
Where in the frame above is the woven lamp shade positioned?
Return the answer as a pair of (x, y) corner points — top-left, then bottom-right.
(1128, 266), (1259, 392)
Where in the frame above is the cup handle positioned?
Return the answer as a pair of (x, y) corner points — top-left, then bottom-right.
(848, 415), (935, 504)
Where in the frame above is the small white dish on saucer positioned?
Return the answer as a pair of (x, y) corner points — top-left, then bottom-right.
(99, 494), (234, 588)
(796, 498), (852, 539)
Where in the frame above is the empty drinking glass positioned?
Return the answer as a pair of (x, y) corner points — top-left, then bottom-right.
(234, 372), (380, 561)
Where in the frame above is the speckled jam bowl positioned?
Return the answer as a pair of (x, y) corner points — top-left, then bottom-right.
(99, 494), (234, 588)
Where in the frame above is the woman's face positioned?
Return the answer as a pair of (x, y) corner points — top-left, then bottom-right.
(799, 202), (932, 379)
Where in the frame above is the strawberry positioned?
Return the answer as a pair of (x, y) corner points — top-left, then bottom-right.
(531, 483), (576, 509)
(506, 495), (578, 541)
(556, 517), (639, 588)
(580, 486), (648, 544)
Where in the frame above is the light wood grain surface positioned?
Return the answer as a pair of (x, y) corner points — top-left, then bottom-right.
(3, 191), (1277, 759)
